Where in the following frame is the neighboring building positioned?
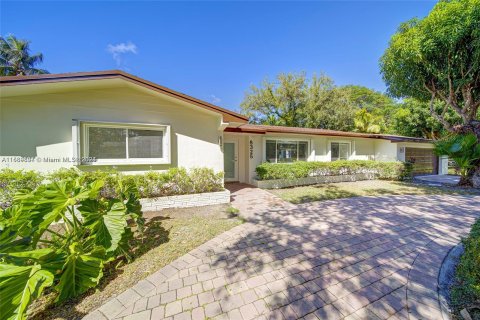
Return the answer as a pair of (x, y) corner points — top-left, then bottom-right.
(0, 71), (444, 184)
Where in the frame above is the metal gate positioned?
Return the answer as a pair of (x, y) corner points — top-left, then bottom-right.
(405, 148), (438, 175)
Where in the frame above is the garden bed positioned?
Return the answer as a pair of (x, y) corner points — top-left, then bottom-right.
(0, 167), (230, 319)
(28, 204), (242, 319)
(0, 167), (226, 210)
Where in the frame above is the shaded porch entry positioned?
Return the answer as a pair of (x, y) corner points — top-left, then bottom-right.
(223, 140), (238, 181)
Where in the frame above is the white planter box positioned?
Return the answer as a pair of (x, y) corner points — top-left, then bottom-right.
(140, 189), (230, 211)
(253, 173), (377, 189)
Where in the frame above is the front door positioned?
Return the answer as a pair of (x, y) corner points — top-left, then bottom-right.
(224, 141), (238, 181)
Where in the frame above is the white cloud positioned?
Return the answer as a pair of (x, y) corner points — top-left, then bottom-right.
(210, 94), (221, 104)
(107, 42), (138, 67)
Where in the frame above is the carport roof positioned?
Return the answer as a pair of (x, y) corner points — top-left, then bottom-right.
(225, 124), (433, 143)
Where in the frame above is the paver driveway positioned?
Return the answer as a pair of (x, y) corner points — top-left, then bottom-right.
(86, 184), (480, 320)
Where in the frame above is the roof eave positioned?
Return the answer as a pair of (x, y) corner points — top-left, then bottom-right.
(0, 70), (249, 123)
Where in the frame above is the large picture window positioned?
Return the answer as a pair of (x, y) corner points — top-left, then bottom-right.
(81, 122), (170, 164)
(331, 142), (350, 161)
(265, 139), (309, 163)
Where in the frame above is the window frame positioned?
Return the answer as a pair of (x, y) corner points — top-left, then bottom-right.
(263, 137), (310, 163)
(79, 121), (171, 165)
(329, 140), (351, 161)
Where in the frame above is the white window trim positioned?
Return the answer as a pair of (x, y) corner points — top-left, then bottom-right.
(263, 137), (310, 163)
(79, 120), (171, 165)
(329, 140), (352, 161)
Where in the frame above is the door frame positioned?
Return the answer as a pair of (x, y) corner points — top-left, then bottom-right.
(223, 139), (238, 182)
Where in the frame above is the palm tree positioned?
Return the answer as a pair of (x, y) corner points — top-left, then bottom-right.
(0, 35), (49, 76)
(353, 108), (382, 134)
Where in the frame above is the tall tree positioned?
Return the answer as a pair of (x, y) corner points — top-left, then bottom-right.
(241, 73), (356, 131)
(380, 0), (479, 135)
(339, 85), (395, 113)
(391, 98), (453, 139)
(380, 0), (480, 185)
(240, 73), (307, 127)
(0, 35), (49, 76)
(303, 76), (356, 131)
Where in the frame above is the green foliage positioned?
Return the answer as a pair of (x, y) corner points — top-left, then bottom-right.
(0, 35), (49, 76)
(134, 168), (224, 197)
(241, 72), (308, 127)
(240, 73), (357, 131)
(255, 160), (410, 181)
(1, 167), (224, 209)
(0, 264), (54, 320)
(353, 108), (383, 133)
(0, 169), (43, 210)
(435, 133), (480, 179)
(303, 77), (356, 131)
(0, 177), (143, 319)
(338, 85), (395, 113)
(450, 218), (480, 317)
(380, 0), (480, 129)
(240, 72), (449, 137)
(391, 98), (452, 139)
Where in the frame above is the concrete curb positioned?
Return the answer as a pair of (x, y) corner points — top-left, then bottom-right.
(438, 242), (464, 320)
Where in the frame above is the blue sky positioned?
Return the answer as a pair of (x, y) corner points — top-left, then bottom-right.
(1, 1), (435, 113)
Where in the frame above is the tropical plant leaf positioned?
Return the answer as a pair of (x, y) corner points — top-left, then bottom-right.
(2, 248), (54, 262)
(79, 199), (127, 252)
(0, 263), (53, 320)
(0, 206), (34, 253)
(54, 244), (105, 302)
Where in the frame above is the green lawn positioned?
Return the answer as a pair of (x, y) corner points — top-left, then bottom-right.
(268, 179), (478, 204)
(29, 205), (242, 320)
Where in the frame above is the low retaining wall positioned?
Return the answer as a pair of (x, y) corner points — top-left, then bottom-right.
(253, 173), (377, 189)
(140, 189), (230, 211)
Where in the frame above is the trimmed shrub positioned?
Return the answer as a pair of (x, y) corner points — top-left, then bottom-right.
(255, 160), (411, 181)
(0, 169), (43, 209)
(0, 167), (224, 209)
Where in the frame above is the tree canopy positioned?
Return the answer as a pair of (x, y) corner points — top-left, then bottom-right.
(240, 73), (394, 132)
(0, 35), (49, 76)
(380, 0), (480, 135)
(390, 99), (452, 139)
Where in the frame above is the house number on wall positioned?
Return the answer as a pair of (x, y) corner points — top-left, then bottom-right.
(249, 140), (254, 159)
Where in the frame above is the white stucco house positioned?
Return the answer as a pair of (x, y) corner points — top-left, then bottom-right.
(0, 70), (445, 183)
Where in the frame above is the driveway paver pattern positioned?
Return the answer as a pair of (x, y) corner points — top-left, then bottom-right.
(85, 184), (480, 320)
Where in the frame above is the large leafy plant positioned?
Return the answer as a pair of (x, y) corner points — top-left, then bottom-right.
(0, 177), (143, 320)
(435, 133), (480, 185)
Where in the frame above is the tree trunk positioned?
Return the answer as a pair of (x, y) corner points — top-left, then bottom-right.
(454, 120), (480, 139)
(472, 166), (480, 188)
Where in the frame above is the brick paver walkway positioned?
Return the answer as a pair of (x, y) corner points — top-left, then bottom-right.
(85, 184), (480, 320)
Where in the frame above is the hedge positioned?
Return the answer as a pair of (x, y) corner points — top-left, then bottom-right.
(255, 160), (412, 181)
(450, 218), (480, 318)
(0, 169), (44, 209)
(0, 167), (224, 209)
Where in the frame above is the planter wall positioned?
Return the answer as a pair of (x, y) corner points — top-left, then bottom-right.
(253, 173), (377, 189)
(140, 189), (230, 211)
